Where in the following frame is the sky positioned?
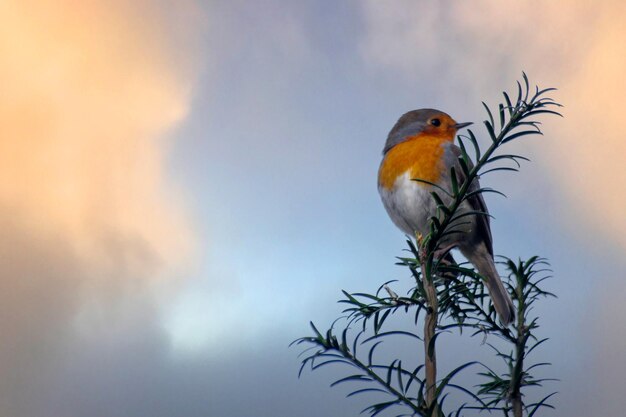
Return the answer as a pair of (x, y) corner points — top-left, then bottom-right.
(1, 1), (625, 416)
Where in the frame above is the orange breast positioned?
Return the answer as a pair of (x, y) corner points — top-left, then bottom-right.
(378, 134), (450, 190)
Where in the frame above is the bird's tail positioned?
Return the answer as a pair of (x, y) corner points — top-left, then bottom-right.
(471, 254), (516, 326)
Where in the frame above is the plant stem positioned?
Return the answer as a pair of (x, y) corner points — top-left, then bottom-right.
(422, 258), (438, 413)
(510, 275), (525, 417)
(511, 337), (524, 416)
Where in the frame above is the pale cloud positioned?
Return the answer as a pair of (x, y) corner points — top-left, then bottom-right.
(547, 10), (626, 248)
(0, 1), (202, 414)
(358, 1), (595, 90)
(359, 2), (626, 414)
(359, 0), (626, 251)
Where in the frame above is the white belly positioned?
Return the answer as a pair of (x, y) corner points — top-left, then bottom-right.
(378, 171), (441, 238)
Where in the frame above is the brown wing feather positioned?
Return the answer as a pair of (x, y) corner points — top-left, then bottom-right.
(450, 146), (494, 256)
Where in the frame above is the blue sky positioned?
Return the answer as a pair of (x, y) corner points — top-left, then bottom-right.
(1, 1), (625, 416)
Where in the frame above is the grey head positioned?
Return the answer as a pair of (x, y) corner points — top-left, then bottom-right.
(383, 108), (471, 154)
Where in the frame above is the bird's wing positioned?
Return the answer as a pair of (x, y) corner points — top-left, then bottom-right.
(449, 145), (494, 256)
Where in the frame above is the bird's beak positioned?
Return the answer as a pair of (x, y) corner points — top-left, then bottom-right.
(453, 122), (473, 130)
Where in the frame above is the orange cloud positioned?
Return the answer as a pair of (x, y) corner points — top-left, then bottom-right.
(0, 2), (203, 413)
(0, 0), (200, 270)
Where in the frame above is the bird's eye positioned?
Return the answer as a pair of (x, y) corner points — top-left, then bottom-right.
(430, 118), (441, 127)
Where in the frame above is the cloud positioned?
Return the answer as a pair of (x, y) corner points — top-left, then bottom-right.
(358, 1), (593, 93)
(358, 2), (626, 414)
(0, 1), (202, 414)
(0, 0), (199, 267)
(358, 0), (626, 250)
(544, 9), (626, 249)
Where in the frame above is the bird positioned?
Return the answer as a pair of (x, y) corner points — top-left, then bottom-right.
(378, 108), (515, 326)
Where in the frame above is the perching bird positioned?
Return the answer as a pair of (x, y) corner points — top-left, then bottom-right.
(378, 108), (515, 325)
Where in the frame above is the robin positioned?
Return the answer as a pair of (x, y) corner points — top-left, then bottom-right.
(378, 108), (515, 325)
